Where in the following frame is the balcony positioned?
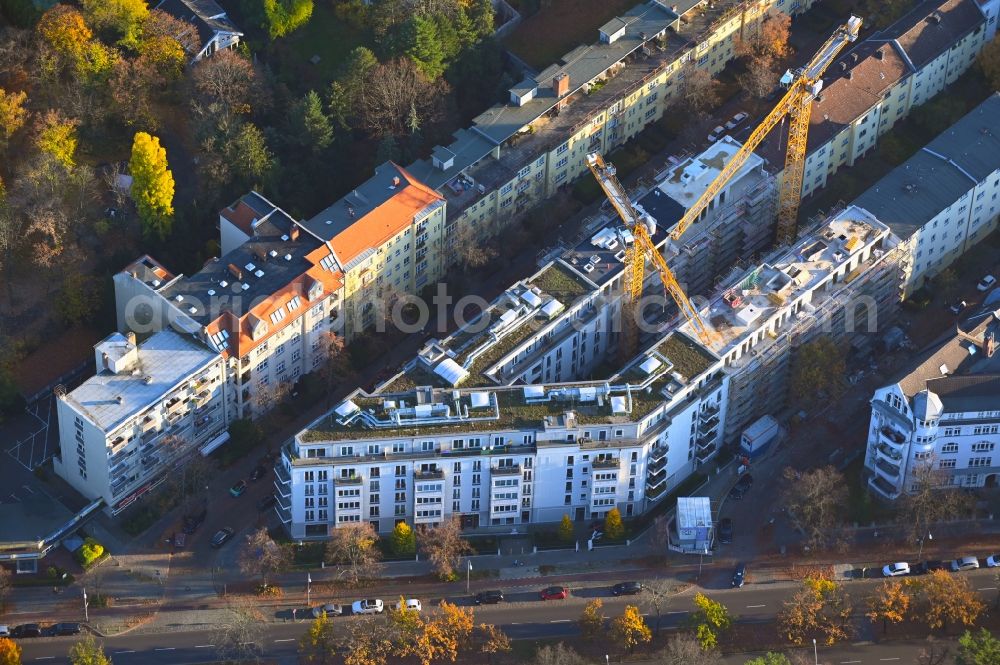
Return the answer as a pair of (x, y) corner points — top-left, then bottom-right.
(414, 468), (444, 481)
(696, 444), (718, 464)
(699, 404), (720, 421)
(698, 416), (719, 434)
(593, 457), (620, 469)
(141, 428), (162, 444)
(648, 444), (668, 462)
(648, 453), (667, 473)
(696, 436), (715, 451)
(490, 464), (521, 476)
(274, 462), (291, 485)
(879, 426), (907, 445)
(875, 443), (903, 463)
(646, 466), (667, 489)
(868, 474), (901, 500)
(874, 457), (901, 481)
(336, 474), (364, 485)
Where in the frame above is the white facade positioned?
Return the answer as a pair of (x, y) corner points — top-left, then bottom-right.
(54, 331), (228, 514)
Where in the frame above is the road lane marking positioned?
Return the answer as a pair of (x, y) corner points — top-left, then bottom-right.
(154, 648), (176, 651)
(34, 658), (55, 661)
(194, 644), (214, 648)
(114, 651), (136, 654)
(667, 610), (687, 614)
(274, 639), (295, 643)
(978, 586), (997, 591)
(840, 660), (861, 663)
(879, 658), (900, 661)
(510, 622), (522, 625)
(550, 619), (571, 623)
(745, 604), (766, 608)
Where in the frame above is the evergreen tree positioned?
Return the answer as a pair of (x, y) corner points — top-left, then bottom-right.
(290, 90), (333, 153)
(376, 134), (400, 164)
(404, 15), (445, 79)
(470, 0), (494, 38)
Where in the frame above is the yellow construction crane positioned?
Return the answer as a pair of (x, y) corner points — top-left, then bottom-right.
(587, 15), (862, 347)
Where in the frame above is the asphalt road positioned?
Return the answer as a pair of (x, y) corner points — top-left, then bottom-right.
(14, 568), (1000, 663)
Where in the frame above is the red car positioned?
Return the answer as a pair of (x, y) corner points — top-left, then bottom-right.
(540, 586), (569, 600)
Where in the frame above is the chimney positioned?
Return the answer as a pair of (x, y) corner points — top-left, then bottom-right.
(875, 47), (884, 60)
(116, 395), (124, 405)
(102, 352), (110, 370)
(127, 331), (136, 346)
(851, 52), (859, 63)
(391, 176), (401, 189)
(553, 73), (570, 98)
(255, 246), (268, 263)
(846, 69), (853, 80)
(228, 263), (243, 281)
(289, 225), (300, 241)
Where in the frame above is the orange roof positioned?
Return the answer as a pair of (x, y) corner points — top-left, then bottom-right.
(220, 200), (260, 235)
(330, 166), (443, 266)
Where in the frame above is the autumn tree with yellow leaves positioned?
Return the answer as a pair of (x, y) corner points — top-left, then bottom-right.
(0, 88), (28, 143)
(689, 592), (732, 650)
(778, 574), (854, 646)
(0, 637), (22, 665)
(611, 604), (652, 655)
(866, 579), (913, 634)
(34, 111), (78, 168)
(476, 623), (512, 665)
(918, 569), (985, 631)
(578, 598), (605, 641)
(129, 131), (174, 239)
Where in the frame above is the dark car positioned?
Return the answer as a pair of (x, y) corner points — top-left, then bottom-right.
(182, 506), (208, 534)
(256, 494), (277, 512)
(731, 563), (747, 588)
(11, 624), (42, 638)
(210, 527), (235, 548)
(611, 581), (644, 596)
(475, 590), (504, 605)
(229, 480), (247, 497)
(249, 465), (268, 481)
(729, 474), (753, 499)
(51, 622), (81, 636)
(718, 518), (734, 544)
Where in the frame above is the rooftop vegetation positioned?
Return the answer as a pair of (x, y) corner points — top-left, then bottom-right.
(657, 333), (715, 381)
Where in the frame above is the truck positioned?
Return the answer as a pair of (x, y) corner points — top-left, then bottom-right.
(740, 415), (780, 459)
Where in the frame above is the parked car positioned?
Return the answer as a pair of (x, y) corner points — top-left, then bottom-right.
(977, 274), (996, 291)
(173, 532), (186, 549)
(729, 474), (753, 499)
(718, 518), (734, 544)
(475, 590), (505, 605)
(611, 581), (644, 596)
(11, 624), (41, 638)
(949, 300), (968, 315)
(986, 554), (1000, 567)
(707, 126), (725, 143)
(182, 506), (208, 534)
(882, 562), (910, 577)
(351, 599), (384, 615)
(0, 626), (9, 637)
(725, 111), (749, 130)
(229, 480), (247, 497)
(391, 599), (422, 612)
(210, 527), (235, 548)
(540, 586), (569, 601)
(312, 603), (343, 618)
(731, 563), (747, 588)
(51, 623), (81, 636)
(951, 556), (980, 572)
(256, 494), (277, 512)
(249, 465), (268, 481)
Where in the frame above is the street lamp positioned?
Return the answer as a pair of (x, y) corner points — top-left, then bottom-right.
(812, 638), (818, 665)
(83, 587), (89, 622)
(307, 573), (312, 606)
(466, 559), (472, 594)
(917, 532), (933, 559)
(605, 655), (609, 665)
(698, 546), (709, 579)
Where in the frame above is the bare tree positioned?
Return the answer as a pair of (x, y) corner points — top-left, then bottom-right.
(916, 635), (952, 665)
(672, 64), (719, 115)
(451, 221), (498, 272)
(780, 465), (848, 552)
(532, 642), (590, 665)
(419, 517), (473, 581)
(0, 565), (11, 609)
(324, 522), (382, 586)
(101, 161), (130, 214)
(213, 596), (266, 663)
(899, 460), (974, 545)
(360, 59), (448, 139)
(641, 578), (676, 636)
(656, 631), (722, 665)
(738, 55), (778, 99)
(238, 527), (291, 588)
(190, 49), (270, 118)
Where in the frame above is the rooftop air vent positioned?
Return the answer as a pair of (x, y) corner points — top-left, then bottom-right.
(143, 376), (153, 385)
(245, 262), (256, 272)
(284, 254), (292, 261)
(174, 295), (184, 302)
(281, 234), (289, 241)
(208, 289), (216, 296)
(151, 279), (161, 288)
(220, 280), (229, 288)
(241, 283), (250, 291)
(254, 269), (265, 278)
(269, 250), (278, 258)
(188, 306), (197, 314)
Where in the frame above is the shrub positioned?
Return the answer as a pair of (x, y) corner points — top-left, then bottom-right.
(76, 537), (105, 568)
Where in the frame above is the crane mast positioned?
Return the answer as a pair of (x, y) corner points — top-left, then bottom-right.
(586, 15), (861, 348)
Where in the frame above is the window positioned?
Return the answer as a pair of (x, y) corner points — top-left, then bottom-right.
(940, 442), (959, 454)
(938, 459), (957, 469)
(968, 457), (992, 468)
(972, 442), (995, 453)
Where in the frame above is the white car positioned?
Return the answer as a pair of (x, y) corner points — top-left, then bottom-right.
(977, 274), (996, 291)
(0, 625), (8, 637)
(882, 562), (910, 577)
(725, 111), (749, 130)
(351, 599), (384, 615)
(707, 126), (725, 143)
(391, 599), (422, 612)
(987, 554), (1000, 567)
(951, 556), (980, 572)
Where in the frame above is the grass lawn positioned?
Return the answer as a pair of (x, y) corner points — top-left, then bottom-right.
(269, 3), (367, 93)
(503, 0), (640, 70)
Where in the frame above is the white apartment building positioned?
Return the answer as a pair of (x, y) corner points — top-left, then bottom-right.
(54, 331), (228, 514)
(854, 93), (1000, 296)
(865, 307), (1000, 499)
(758, 0), (997, 200)
(277, 206), (905, 538)
(113, 194), (344, 422)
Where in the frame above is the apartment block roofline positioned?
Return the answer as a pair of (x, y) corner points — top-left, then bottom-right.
(869, 0), (987, 69)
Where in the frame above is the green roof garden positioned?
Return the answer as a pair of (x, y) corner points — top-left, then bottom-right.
(657, 333), (716, 381)
(528, 262), (593, 301)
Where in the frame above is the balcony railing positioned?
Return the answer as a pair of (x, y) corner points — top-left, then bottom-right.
(337, 474), (364, 485)
(874, 457), (901, 480)
(879, 426), (906, 445)
(648, 444), (668, 462)
(696, 444), (718, 463)
(875, 443), (903, 462)
(593, 457), (620, 469)
(868, 474), (901, 500)
(414, 469), (444, 481)
(698, 416), (720, 433)
(490, 464), (521, 476)
(699, 404), (720, 420)
(648, 454), (667, 472)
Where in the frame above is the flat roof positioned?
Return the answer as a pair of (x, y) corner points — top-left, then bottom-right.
(0, 494), (76, 549)
(676, 496), (712, 529)
(62, 330), (219, 432)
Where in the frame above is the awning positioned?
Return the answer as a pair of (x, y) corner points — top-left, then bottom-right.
(541, 299), (564, 319)
(639, 357), (662, 375)
(434, 358), (469, 386)
(335, 400), (360, 417)
(199, 431), (231, 457)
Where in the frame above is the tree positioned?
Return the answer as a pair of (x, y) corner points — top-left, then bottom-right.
(917, 636), (952, 665)
(360, 58), (447, 138)
(36, 5), (114, 81)
(213, 597), (266, 663)
(35, 110), (78, 168)
(778, 575), (853, 646)
(919, 569), (984, 630)
(578, 598), (604, 641)
(411, 601), (474, 665)
(557, 514), (574, 544)
(290, 90), (334, 153)
(81, 0), (149, 48)
(129, 131), (174, 239)
(391, 520), (416, 556)
(262, 0), (314, 39)
(68, 635), (110, 665)
(419, 517), (473, 581)
(672, 64), (718, 115)
(657, 632), (720, 665)
(532, 642), (588, 665)
(611, 604), (651, 655)
(0, 637), (20, 665)
(956, 628), (1000, 665)
(0, 566), (10, 609)
(190, 49), (268, 117)
(736, 11), (790, 61)
(469, 0), (494, 37)
(451, 221), (497, 271)
(405, 15), (446, 79)
(343, 616), (395, 665)
(899, 461), (973, 544)
(324, 521), (382, 586)
(744, 654), (791, 665)
(144, 9), (201, 57)
(978, 34), (1000, 92)
(0, 88), (27, 142)
(642, 578), (675, 636)
(227, 122), (273, 186)
(780, 465), (848, 551)
(789, 337), (845, 410)
(604, 507), (625, 540)
(299, 610), (338, 664)
(866, 579), (913, 634)
(476, 623), (511, 664)
(689, 593), (731, 650)
(737, 55), (778, 99)
(238, 527), (291, 587)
